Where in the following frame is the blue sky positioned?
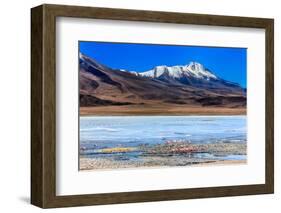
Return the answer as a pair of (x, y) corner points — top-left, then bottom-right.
(79, 41), (247, 88)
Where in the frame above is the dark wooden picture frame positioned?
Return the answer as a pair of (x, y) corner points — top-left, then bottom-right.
(31, 4), (274, 208)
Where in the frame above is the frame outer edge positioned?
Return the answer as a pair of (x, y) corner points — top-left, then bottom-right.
(31, 4), (57, 208)
(265, 19), (274, 193)
(31, 5), (44, 208)
(42, 3), (272, 28)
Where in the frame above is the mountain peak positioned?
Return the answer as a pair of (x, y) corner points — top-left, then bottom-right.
(185, 61), (217, 80)
(187, 61), (204, 71)
(138, 61), (217, 80)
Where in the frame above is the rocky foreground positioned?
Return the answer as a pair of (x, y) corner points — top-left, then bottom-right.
(80, 141), (247, 170)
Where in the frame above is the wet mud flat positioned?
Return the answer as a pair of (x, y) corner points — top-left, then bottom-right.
(80, 141), (246, 170)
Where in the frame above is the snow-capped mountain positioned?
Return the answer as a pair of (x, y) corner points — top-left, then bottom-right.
(138, 62), (217, 80)
(79, 53), (246, 108)
(127, 61), (242, 91)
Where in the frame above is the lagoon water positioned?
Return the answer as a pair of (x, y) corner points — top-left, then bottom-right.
(80, 116), (246, 159)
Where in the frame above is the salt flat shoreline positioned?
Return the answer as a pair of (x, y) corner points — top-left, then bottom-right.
(80, 105), (246, 116)
(80, 142), (247, 171)
(80, 157), (246, 171)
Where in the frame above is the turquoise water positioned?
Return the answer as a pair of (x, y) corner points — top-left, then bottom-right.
(80, 116), (246, 160)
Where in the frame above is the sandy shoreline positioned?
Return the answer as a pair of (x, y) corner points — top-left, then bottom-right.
(80, 157), (246, 171)
(80, 105), (246, 116)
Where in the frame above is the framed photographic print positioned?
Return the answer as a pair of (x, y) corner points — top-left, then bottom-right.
(31, 4), (274, 208)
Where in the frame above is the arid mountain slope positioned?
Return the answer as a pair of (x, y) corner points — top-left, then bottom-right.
(79, 53), (246, 110)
